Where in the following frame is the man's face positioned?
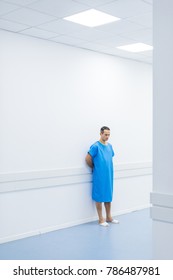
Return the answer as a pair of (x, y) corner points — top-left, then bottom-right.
(100, 130), (110, 142)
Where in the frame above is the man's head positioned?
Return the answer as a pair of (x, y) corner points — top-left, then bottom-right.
(100, 126), (110, 142)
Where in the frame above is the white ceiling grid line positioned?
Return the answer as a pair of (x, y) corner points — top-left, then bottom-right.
(0, 1), (21, 16)
(27, 0), (90, 18)
(2, 0), (41, 5)
(0, 0), (153, 64)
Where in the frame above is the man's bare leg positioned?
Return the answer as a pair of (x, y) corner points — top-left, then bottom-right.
(105, 202), (119, 224)
(95, 202), (105, 224)
(104, 202), (113, 222)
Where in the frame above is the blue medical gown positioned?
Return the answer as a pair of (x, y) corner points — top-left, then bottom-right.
(88, 141), (114, 202)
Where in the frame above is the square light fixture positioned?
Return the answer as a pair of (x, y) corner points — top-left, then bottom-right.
(64, 9), (120, 27)
(117, 43), (153, 52)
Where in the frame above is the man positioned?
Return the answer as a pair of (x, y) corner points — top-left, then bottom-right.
(85, 126), (119, 227)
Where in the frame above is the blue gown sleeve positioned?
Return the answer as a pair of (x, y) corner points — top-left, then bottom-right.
(88, 144), (98, 158)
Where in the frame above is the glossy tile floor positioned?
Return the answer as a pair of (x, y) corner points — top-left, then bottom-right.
(0, 208), (152, 260)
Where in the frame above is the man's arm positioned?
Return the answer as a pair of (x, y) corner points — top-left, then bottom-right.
(85, 153), (93, 169)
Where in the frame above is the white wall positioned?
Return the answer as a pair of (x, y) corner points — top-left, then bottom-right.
(0, 30), (152, 243)
(151, 0), (173, 259)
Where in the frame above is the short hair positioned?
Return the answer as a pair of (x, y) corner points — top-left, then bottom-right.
(100, 126), (110, 133)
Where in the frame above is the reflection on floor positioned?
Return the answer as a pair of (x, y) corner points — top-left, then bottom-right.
(0, 208), (152, 260)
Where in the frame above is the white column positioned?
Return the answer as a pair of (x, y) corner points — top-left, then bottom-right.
(151, 0), (173, 259)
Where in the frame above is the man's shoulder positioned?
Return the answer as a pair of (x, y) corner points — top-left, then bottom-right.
(108, 143), (114, 150)
(108, 142), (113, 147)
(90, 141), (99, 148)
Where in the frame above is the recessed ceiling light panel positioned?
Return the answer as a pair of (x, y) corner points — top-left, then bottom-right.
(117, 43), (153, 52)
(64, 9), (120, 27)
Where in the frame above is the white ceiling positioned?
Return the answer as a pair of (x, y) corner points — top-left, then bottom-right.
(0, 0), (153, 64)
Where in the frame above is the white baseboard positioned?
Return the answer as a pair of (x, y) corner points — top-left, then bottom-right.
(112, 204), (150, 217)
(150, 192), (173, 224)
(0, 205), (150, 245)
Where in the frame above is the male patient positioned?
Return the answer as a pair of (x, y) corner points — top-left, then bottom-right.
(85, 126), (119, 226)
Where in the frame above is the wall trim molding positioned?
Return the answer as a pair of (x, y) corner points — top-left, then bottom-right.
(0, 162), (152, 194)
(0, 205), (150, 244)
(150, 192), (173, 208)
(150, 192), (173, 224)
